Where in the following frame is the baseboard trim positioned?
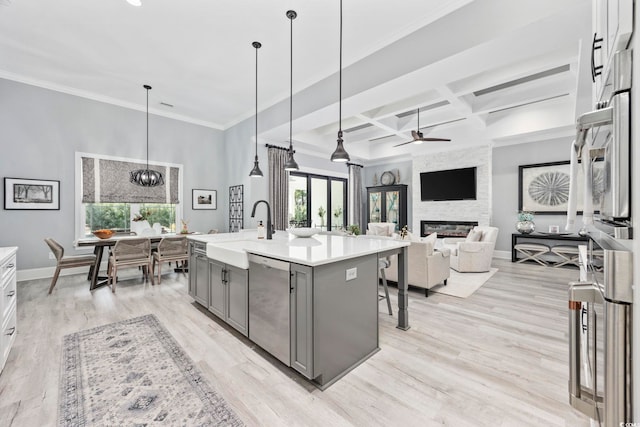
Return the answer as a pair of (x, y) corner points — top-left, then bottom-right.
(17, 266), (106, 283)
(493, 250), (511, 260)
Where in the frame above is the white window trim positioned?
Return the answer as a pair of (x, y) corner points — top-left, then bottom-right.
(74, 151), (184, 244)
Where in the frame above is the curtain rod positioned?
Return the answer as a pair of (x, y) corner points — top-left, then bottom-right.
(265, 144), (290, 151)
(346, 162), (363, 168)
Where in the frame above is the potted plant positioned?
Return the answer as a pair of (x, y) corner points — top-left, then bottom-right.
(516, 211), (535, 234)
(347, 224), (361, 236)
(318, 206), (326, 227)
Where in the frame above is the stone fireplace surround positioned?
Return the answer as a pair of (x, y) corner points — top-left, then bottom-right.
(420, 220), (478, 238)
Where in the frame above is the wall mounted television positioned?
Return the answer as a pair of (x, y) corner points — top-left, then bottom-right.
(420, 167), (477, 201)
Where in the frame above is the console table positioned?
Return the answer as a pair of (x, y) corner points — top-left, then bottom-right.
(511, 233), (589, 262)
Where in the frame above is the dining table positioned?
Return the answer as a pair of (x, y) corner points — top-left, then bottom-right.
(76, 233), (190, 290)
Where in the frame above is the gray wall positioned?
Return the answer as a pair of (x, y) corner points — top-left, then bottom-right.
(0, 79), (226, 269)
(492, 137), (573, 253)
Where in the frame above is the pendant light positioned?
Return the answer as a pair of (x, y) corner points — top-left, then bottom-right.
(283, 10), (299, 171)
(330, 0), (350, 162)
(249, 41), (264, 178)
(129, 84), (165, 187)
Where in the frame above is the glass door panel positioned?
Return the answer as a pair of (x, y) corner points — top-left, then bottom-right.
(310, 177), (328, 229)
(330, 180), (345, 230)
(288, 175), (308, 227)
(385, 191), (400, 230)
(369, 191), (382, 223)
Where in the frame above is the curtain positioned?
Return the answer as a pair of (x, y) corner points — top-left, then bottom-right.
(81, 156), (179, 204)
(348, 164), (363, 232)
(268, 147), (289, 230)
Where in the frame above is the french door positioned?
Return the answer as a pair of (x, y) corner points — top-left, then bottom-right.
(288, 172), (347, 231)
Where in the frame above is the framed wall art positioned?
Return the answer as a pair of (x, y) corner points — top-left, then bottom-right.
(229, 184), (244, 232)
(4, 177), (60, 210)
(518, 160), (604, 214)
(192, 189), (217, 210)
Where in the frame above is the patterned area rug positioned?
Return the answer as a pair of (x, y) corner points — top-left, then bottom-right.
(59, 314), (243, 426)
(431, 268), (498, 298)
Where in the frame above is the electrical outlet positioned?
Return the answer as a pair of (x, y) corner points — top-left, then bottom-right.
(345, 267), (357, 281)
(48, 252), (55, 260)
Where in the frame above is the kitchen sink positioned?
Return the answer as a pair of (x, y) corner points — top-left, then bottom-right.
(206, 240), (253, 269)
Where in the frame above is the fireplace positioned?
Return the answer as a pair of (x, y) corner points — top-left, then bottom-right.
(420, 220), (478, 238)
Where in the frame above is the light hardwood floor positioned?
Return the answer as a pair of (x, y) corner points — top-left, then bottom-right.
(0, 259), (591, 426)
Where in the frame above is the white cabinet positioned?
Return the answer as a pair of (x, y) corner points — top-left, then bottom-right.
(592, 0), (633, 101)
(0, 247), (17, 374)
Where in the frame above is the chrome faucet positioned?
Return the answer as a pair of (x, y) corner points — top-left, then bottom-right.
(251, 200), (273, 239)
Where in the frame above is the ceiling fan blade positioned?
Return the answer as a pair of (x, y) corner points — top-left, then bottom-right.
(411, 130), (420, 140)
(393, 140), (415, 147)
(418, 137), (451, 142)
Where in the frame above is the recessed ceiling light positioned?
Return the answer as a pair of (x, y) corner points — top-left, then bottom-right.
(126, 0), (142, 7)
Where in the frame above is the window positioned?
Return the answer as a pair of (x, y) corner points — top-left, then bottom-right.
(288, 172), (347, 230)
(83, 203), (177, 237)
(76, 152), (183, 239)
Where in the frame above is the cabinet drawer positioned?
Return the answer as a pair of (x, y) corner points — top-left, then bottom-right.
(2, 271), (16, 321)
(190, 242), (206, 255)
(1, 254), (16, 283)
(1, 304), (16, 371)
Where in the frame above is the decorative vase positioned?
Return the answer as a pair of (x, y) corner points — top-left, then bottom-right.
(516, 220), (535, 234)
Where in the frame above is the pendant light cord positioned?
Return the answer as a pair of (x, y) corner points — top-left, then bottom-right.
(289, 12), (293, 151)
(255, 44), (259, 158)
(146, 86), (149, 171)
(338, 0), (342, 135)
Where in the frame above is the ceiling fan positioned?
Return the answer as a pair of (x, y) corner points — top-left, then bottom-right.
(393, 108), (451, 147)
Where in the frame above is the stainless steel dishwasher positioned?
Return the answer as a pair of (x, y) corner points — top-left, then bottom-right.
(248, 254), (291, 365)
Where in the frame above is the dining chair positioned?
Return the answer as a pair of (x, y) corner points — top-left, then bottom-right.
(44, 238), (97, 294)
(152, 237), (189, 284)
(108, 237), (152, 293)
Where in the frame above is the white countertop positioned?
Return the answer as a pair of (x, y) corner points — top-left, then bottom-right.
(192, 231), (409, 267)
(0, 247), (18, 263)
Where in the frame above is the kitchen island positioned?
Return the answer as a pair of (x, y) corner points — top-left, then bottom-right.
(187, 231), (409, 389)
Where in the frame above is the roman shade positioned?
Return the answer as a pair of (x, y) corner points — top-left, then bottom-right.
(81, 156), (179, 204)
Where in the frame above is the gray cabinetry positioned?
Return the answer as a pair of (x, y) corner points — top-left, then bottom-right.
(209, 261), (248, 337)
(193, 254), (210, 306)
(208, 260), (225, 318)
(290, 263), (314, 379)
(224, 265), (248, 336)
(189, 242), (209, 306)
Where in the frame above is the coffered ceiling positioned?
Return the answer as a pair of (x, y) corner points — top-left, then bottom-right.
(0, 0), (591, 163)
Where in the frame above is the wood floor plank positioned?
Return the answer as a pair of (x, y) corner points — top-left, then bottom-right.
(0, 260), (592, 426)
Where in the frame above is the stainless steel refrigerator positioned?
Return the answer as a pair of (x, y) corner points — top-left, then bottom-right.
(567, 48), (633, 425)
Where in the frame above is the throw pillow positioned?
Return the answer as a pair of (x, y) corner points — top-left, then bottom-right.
(367, 223), (389, 236)
(466, 228), (483, 242)
(423, 232), (437, 255)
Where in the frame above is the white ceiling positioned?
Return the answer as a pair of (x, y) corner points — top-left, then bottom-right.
(0, 0), (592, 163)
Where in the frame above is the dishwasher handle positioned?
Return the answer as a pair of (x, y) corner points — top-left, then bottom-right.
(248, 254), (290, 271)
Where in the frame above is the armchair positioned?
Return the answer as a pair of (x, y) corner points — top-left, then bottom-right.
(385, 233), (450, 297)
(442, 226), (499, 273)
(367, 222), (396, 237)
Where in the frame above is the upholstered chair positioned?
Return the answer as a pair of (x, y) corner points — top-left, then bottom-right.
(44, 238), (97, 294)
(366, 222), (396, 237)
(442, 226), (499, 273)
(385, 232), (450, 297)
